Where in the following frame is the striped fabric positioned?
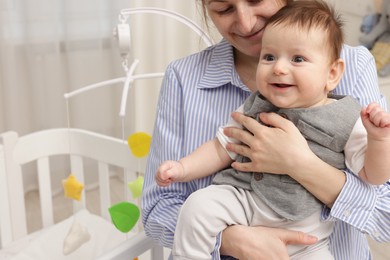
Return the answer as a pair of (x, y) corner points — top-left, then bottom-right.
(142, 39), (390, 260)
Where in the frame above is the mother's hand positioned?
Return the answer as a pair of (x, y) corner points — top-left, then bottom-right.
(220, 225), (318, 260)
(224, 111), (346, 207)
(224, 112), (314, 175)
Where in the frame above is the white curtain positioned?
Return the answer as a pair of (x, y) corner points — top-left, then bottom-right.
(0, 0), (126, 137)
(123, 0), (217, 136)
(0, 0), (218, 191)
(0, 0), (215, 138)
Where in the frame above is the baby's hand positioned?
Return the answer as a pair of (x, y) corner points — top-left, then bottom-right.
(361, 103), (390, 140)
(155, 160), (185, 187)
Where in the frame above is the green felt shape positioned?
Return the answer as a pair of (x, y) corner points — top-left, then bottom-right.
(128, 176), (144, 199)
(108, 202), (140, 233)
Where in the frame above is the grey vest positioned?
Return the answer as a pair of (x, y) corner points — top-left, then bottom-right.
(212, 92), (361, 220)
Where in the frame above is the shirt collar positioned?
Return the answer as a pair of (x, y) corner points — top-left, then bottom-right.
(198, 39), (248, 90)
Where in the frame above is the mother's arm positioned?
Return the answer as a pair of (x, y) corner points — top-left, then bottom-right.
(215, 111), (339, 259)
(142, 64), (189, 248)
(224, 110), (390, 244)
(324, 172), (390, 242)
(222, 46), (390, 244)
(326, 45), (390, 242)
(218, 114), (390, 260)
(225, 111), (346, 208)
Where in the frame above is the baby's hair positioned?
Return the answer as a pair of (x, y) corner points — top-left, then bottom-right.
(266, 0), (344, 62)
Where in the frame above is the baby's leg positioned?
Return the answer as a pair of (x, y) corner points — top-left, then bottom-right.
(172, 185), (253, 260)
(287, 210), (334, 259)
(249, 194), (334, 259)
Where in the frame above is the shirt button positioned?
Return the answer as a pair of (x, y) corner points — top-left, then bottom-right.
(254, 173), (263, 181)
(343, 209), (351, 217)
(279, 113), (288, 119)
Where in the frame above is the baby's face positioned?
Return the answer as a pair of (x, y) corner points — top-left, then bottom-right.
(257, 23), (334, 109)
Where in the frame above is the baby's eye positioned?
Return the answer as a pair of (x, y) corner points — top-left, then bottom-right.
(292, 56), (305, 63)
(263, 54), (275, 61)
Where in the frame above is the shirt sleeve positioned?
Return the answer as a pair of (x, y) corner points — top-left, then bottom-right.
(328, 45), (390, 242)
(216, 105), (244, 160)
(141, 63), (189, 248)
(322, 173), (390, 242)
(211, 232), (238, 260)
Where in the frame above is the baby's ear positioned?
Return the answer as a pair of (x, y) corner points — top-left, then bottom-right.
(327, 59), (345, 92)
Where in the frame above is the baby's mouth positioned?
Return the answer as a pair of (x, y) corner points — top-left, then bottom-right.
(274, 83), (292, 88)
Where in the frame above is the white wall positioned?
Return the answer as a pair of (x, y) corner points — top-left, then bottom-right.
(327, 0), (382, 46)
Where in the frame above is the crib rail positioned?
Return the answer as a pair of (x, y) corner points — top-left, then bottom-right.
(0, 128), (147, 248)
(96, 231), (163, 260)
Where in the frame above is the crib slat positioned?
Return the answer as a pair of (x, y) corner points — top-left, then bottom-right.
(37, 157), (54, 228)
(70, 155), (85, 212)
(98, 161), (110, 220)
(0, 146), (13, 247)
(0, 132), (28, 244)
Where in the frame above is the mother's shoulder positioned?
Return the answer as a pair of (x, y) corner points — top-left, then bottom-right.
(341, 44), (373, 63)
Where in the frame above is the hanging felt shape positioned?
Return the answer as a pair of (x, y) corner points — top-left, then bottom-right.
(61, 174), (90, 255)
(108, 202), (140, 233)
(62, 174), (84, 201)
(128, 176), (144, 199)
(63, 221), (91, 255)
(127, 132), (151, 158)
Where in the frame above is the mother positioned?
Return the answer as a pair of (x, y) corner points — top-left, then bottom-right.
(142, 0), (390, 259)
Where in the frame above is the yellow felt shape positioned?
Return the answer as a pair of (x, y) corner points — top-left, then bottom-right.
(127, 132), (151, 158)
(62, 174), (84, 201)
(128, 176), (144, 199)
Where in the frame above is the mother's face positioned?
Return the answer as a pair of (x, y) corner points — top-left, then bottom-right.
(205, 0), (286, 58)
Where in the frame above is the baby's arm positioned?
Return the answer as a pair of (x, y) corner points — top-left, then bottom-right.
(359, 103), (390, 185)
(156, 138), (233, 187)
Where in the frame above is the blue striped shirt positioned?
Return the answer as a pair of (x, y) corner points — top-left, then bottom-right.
(142, 39), (390, 259)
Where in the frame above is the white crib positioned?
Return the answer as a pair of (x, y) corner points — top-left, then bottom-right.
(0, 6), (213, 259)
(0, 128), (163, 259)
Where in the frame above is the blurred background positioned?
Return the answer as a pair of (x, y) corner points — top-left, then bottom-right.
(0, 1), (388, 258)
(0, 0), (384, 137)
(0, 0), (217, 138)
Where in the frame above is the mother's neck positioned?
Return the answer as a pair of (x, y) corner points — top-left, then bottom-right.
(234, 50), (259, 93)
